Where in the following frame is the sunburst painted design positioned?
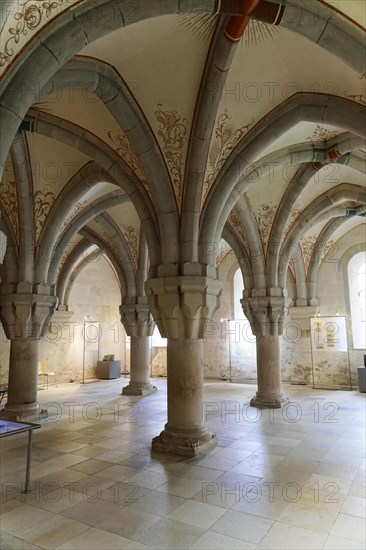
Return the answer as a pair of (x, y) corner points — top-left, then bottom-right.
(0, 179), (19, 242)
(242, 20), (279, 48)
(34, 185), (56, 241)
(178, 13), (217, 42)
(155, 104), (188, 203)
(203, 112), (254, 201)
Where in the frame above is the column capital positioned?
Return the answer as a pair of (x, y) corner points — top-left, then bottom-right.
(241, 288), (291, 337)
(0, 292), (57, 339)
(119, 296), (155, 337)
(145, 275), (222, 339)
(288, 305), (318, 331)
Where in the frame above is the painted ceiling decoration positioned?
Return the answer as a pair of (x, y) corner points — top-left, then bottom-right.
(177, 13), (217, 43)
(0, 0), (365, 310)
(203, 112), (255, 202)
(155, 103), (189, 204)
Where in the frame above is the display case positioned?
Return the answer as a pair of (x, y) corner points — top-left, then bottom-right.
(97, 360), (121, 379)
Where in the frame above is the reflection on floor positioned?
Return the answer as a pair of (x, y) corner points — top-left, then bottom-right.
(0, 379), (365, 549)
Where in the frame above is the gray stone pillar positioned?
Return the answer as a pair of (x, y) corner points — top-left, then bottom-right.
(0, 288), (56, 419)
(5, 338), (40, 419)
(120, 297), (156, 396)
(146, 272), (222, 456)
(241, 288), (290, 408)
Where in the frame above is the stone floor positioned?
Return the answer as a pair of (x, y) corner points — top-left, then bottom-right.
(0, 378), (365, 550)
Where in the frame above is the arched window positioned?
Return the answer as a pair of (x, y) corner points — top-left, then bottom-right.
(229, 268), (256, 380)
(348, 251), (366, 349)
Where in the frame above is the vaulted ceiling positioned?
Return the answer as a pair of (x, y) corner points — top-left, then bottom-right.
(0, 0), (365, 302)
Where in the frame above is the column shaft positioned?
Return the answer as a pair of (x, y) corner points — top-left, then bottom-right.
(251, 334), (286, 408)
(4, 339), (41, 419)
(152, 338), (217, 456)
(122, 336), (157, 396)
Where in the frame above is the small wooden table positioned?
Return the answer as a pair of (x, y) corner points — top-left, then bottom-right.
(0, 420), (41, 492)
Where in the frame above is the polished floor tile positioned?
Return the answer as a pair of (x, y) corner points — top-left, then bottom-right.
(257, 521), (328, 549)
(0, 379), (364, 550)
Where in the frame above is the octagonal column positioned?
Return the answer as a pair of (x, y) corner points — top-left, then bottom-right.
(0, 287), (57, 419)
(145, 271), (222, 456)
(241, 288), (290, 408)
(120, 297), (157, 396)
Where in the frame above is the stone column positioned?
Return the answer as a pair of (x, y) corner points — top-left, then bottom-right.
(145, 270), (222, 456)
(241, 287), (290, 408)
(0, 286), (57, 419)
(120, 297), (156, 396)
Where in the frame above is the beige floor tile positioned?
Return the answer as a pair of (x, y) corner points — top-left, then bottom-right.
(123, 470), (169, 490)
(210, 509), (273, 544)
(16, 514), (89, 549)
(156, 477), (206, 498)
(340, 495), (366, 518)
(124, 543), (154, 549)
(70, 445), (110, 458)
(277, 496), (342, 532)
(97, 464), (140, 481)
(1, 381), (364, 550)
(69, 458), (114, 474)
(134, 518), (205, 549)
(41, 454), (88, 468)
(97, 507), (161, 539)
(191, 530), (256, 549)
(57, 526), (131, 549)
(0, 504), (54, 536)
(323, 534), (366, 549)
(0, 531), (42, 550)
(167, 499), (226, 529)
(175, 465), (224, 482)
(315, 462), (359, 481)
(233, 496), (290, 520)
(100, 481), (151, 506)
(330, 513), (366, 543)
(191, 484), (241, 509)
(23, 485), (86, 513)
(93, 450), (134, 463)
(258, 521), (328, 549)
(348, 477), (366, 498)
(303, 473), (353, 496)
(127, 489), (185, 516)
(62, 496), (125, 526)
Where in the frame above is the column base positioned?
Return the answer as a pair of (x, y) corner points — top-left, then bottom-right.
(151, 426), (218, 457)
(1, 401), (47, 421)
(122, 383), (157, 397)
(250, 393), (289, 409)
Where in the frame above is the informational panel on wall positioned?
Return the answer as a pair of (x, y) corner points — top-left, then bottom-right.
(82, 321), (100, 382)
(309, 316), (352, 389)
(309, 316), (348, 351)
(223, 319), (257, 382)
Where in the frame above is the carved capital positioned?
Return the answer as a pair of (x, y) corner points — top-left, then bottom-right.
(0, 293), (57, 339)
(241, 288), (290, 337)
(119, 296), (155, 337)
(145, 275), (222, 339)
